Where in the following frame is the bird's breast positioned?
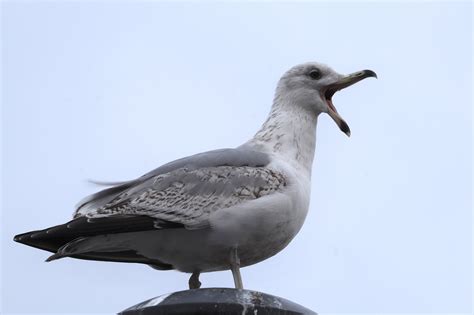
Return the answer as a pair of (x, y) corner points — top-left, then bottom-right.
(209, 167), (311, 267)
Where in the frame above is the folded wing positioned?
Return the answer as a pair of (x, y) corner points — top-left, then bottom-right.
(14, 148), (286, 266)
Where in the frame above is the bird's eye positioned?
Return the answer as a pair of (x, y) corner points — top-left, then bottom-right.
(308, 69), (322, 80)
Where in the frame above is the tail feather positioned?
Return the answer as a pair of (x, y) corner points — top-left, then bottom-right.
(45, 253), (64, 262)
(45, 236), (118, 262)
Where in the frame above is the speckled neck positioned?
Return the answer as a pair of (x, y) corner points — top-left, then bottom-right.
(245, 99), (319, 175)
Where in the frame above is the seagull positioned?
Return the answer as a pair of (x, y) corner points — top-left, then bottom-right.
(14, 62), (376, 290)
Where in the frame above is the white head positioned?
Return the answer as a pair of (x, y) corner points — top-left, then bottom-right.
(275, 62), (377, 136)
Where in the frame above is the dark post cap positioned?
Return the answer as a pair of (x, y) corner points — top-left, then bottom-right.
(119, 288), (317, 315)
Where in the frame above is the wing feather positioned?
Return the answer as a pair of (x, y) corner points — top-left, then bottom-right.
(14, 148), (283, 265)
(86, 166), (287, 229)
(74, 148), (270, 217)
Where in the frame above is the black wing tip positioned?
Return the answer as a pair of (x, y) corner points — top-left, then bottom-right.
(13, 228), (64, 253)
(14, 232), (32, 243)
(14, 229), (49, 244)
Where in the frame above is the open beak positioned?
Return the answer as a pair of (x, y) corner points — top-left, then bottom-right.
(323, 69), (377, 137)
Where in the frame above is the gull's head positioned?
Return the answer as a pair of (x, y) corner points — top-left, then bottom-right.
(276, 62), (377, 137)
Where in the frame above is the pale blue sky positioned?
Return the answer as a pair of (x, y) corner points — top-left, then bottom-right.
(1, 1), (472, 314)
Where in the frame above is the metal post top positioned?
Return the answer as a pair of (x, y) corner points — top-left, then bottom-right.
(119, 288), (317, 315)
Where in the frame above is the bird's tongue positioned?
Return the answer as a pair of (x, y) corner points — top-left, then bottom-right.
(326, 97), (351, 137)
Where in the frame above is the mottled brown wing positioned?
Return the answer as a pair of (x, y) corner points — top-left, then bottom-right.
(84, 166), (287, 229)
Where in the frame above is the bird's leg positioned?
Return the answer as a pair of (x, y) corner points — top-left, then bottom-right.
(229, 247), (244, 289)
(188, 271), (201, 289)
